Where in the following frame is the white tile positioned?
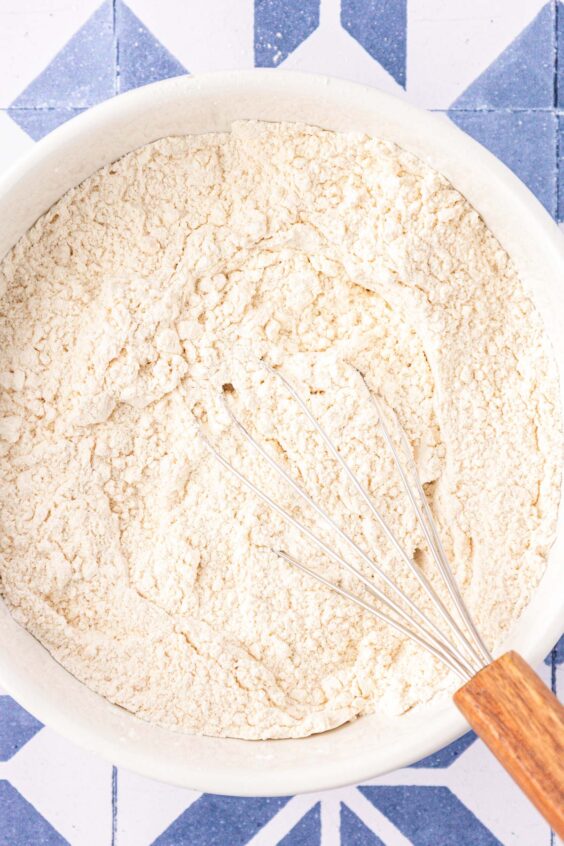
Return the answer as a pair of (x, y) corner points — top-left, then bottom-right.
(0, 727), (113, 846)
(407, 0), (546, 108)
(282, 0), (408, 97)
(320, 794), (341, 846)
(0, 111), (34, 174)
(0, 0), (102, 106)
(116, 767), (200, 846)
(363, 695), (552, 846)
(445, 736), (551, 845)
(340, 788), (412, 845)
(124, 0), (254, 72)
(247, 795), (319, 845)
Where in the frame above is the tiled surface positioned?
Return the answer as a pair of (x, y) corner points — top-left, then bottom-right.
(0, 2), (562, 844)
(449, 2), (556, 110)
(448, 110), (558, 215)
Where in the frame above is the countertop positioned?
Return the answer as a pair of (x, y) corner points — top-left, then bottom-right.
(0, 1), (562, 843)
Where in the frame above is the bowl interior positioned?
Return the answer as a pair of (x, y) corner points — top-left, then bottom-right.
(0, 70), (562, 795)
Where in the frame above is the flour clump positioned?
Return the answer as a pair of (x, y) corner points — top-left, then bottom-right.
(0, 122), (560, 739)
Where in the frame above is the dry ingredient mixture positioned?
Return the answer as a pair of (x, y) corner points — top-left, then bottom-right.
(0, 122), (560, 739)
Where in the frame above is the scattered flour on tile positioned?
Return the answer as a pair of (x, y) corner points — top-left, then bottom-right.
(0, 122), (560, 738)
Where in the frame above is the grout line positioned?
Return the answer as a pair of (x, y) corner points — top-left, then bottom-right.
(2, 106), (85, 112)
(557, 119), (561, 222)
(111, 766), (118, 846)
(549, 641), (558, 846)
(436, 107), (557, 114)
(1, 104), (562, 113)
(555, 0), (560, 110)
(113, 0), (119, 96)
(556, 1), (562, 223)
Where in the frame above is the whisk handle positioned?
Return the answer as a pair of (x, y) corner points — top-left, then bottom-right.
(453, 650), (564, 838)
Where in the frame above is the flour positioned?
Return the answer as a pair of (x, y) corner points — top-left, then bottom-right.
(0, 122), (560, 739)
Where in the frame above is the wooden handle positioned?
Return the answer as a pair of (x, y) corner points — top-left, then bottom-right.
(454, 651), (564, 838)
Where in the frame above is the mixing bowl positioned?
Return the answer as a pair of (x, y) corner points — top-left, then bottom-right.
(0, 70), (562, 795)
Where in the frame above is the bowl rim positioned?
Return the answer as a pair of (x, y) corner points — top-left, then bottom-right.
(0, 68), (562, 796)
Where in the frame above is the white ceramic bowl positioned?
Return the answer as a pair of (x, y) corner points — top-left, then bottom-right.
(0, 71), (562, 796)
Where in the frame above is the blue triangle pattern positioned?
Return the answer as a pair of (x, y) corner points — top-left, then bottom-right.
(278, 802), (321, 845)
(116, 1), (187, 93)
(545, 634), (564, 665)
(558, 1), (564, 107)
(0, 696), (43, 762)
(452, 3), (554, 109)
(340, 803), (385, 845)
(254, 0), (320, 67)
(558, 114), (564, 222)
(6, 108), (87, 143)
(555, 633), (564, 664)
(411, 731), (476, 769)
(151, 795), (291, 845)
(448, 110), (556, 215)
(341, 0), (407, 87)
(0, 780), (69, 845)
(359, 786), (503, 846)
(9, 1), (114, 109)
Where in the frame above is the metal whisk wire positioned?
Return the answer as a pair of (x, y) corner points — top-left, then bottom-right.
(364, 386), (491, 665)
(197, 361), (492, 682)
(260, 362), (491, 669)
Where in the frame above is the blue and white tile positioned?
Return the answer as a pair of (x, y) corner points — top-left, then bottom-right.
(115, 1), (187, 93)
(8, 1), (114, 110)
(558, 113), (564, 224)
(1, 727), (113, 845)
(0, 111), (33, 173)
(0, 780), (68, 846)
(0, 1), (562, 843)
(123, 0), (254, 73)
(278, 0), (408, 96)
(557, 0), (564, 108)
(447, 110), (557, 215)
(0, 0), (104, 107)
(340, 801), (387, 845)
(116, 768), (200, 846)
(255, 0), (321, 69)
(277, 801), (321, 845)
(6, 107), (88, 143)
(153, 794), (293, 845)
(341, 0), (407, 87)
(407, 0), (549, 109)
(450, 1), (555, 109)
(369, 727), (550, 844)
(360, 663), (553, 845)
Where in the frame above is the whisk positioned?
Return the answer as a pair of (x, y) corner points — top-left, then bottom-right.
(198, 360), (564, 836)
